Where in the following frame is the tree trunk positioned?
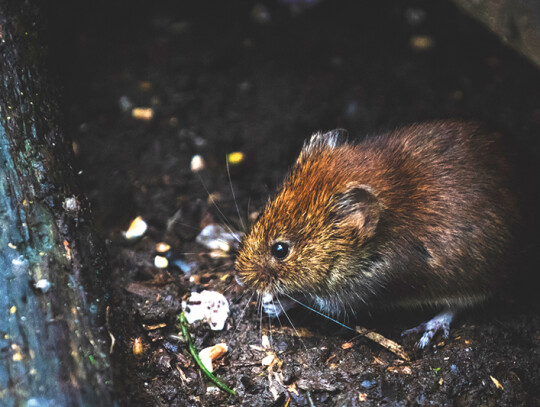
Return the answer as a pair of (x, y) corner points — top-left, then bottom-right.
(0, 2), (114, 406)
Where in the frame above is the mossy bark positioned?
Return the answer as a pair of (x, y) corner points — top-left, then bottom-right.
(0, 2), (114, 406)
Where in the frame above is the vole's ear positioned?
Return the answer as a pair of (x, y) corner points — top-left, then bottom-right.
(332, 184), (380, 237)
(299, 129), (348, 161)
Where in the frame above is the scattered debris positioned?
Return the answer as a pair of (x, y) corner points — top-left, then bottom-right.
(490, 375), (504, 390)
(405, 8), (427, 26)
(172, 259), (196, 274)
(182, 290), (230, 330)
(251, 4), (271, 24)
(118, 95), (133, 112)
(226, 151), (244, 166)
(262, 354), (276, 366)
(124, 216), (148, 240)
(34, 279), (51, 293)
(106, 306), (116, 354)
(156, 242), (171, 253)
(355, 326), (410, 361)
(63, 196), (80, 214)
(63, 240), (72, 261)
(138, 81), (152, 91)
(409, 35), (434, 51)
(195, 224), (240, 252)
(190, 154), (205, 172)
(142, 322), (167, 331)
(154, 255), (169, 268)
(131, 107), (154, 121)
(179, 312), (236, 396)
(261, 334), (271, 350)
(199, 343), (229, 373)
(133, 337), (144, 356)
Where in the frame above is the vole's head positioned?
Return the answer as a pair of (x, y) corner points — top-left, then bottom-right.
(235, 131), (381, 299)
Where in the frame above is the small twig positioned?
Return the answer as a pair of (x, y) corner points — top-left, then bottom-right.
(355, 326), (410, 361)
(178, 312), (236, 396)
(106, 305), (116, 354)
(229, 360), (261, 368)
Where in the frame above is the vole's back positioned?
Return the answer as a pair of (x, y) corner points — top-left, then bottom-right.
(356, 121), (517, 308)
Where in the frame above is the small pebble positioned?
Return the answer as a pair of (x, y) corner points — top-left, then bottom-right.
(190, 155), (205, 172)
(154, 255), (169, 269)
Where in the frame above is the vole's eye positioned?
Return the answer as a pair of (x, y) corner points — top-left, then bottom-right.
(271, 241), (290, 260)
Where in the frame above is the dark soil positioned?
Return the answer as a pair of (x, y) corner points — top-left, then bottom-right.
(48, 0), (540, 406)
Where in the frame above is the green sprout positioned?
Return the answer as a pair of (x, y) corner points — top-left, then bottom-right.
(178, 311), (236, 396)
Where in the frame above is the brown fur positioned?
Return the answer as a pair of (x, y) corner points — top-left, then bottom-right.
(235, 121), (518, 315)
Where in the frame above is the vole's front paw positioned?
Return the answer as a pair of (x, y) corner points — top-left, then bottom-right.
(402, 309), (454, 348)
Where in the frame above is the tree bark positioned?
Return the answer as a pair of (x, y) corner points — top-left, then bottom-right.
(451, 0), (540, 69)
(0, 2), (114, 406)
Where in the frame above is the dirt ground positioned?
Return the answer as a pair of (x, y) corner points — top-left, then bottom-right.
(49, 0), (540, 405)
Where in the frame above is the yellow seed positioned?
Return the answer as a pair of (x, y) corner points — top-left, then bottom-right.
(410, 35), (434, 50)
(133, 338), (144, 356)
(155, 242), (171, 253)
(138, 81), (152, 91)
(227, 151), (244, 165)
(131, 107), (154, 121)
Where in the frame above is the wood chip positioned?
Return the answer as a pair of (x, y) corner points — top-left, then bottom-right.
(132, 338), (144, 356)
(261, 354), (275, 366)
(490, 375), (504, 390)
(142, 322), (167, 331)
(355, 326), (410, 361)
(199, 343), (228, 373)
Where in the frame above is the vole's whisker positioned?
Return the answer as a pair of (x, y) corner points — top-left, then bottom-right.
(246, 197), (252, 227)
(169, 221), (204, 233)
(283, 294), (355, 332)
(196, 172), (241, 243)
(276, 296), (308, 351)
(226, 156), (247, 233)
(169, 221), (239, 249)
(230, 290), (255, 339)
(267, 313), (273, 347)
(271, 297), (284, 331)
(258, 293), (263, 342)
(346, 302), (357, 322)
(173, 252), (233, 258)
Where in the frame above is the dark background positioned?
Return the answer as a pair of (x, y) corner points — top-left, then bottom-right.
(45, 1), (540, 405)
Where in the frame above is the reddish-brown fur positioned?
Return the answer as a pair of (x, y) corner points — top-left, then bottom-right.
(235, 121), (518, 315)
